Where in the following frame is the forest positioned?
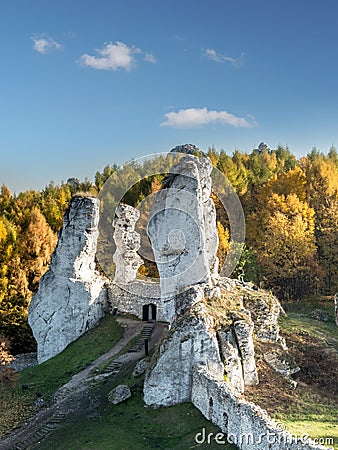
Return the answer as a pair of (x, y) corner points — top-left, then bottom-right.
(0, 144), (337, 355)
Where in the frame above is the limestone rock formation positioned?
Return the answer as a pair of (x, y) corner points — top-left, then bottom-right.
(8, 353), (38, 372)
(233, 319), (259, 386)
(133, 359), (149, 377)
(113, 204), (143, 284)
(147, 148), (218, 298)
(217, 329), (244, 393)
(28, 196), (108, 363)
(144, 286), (224, 406)
(335, 293), (338, 326)
(237, 281), (285, 344)
(108, 385), (131, 404)
(144, 147), (261, 405)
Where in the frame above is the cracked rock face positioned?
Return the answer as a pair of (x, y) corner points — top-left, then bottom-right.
(147, 148), (219, 298)
(144, 286), (224, 407)
(28, 196), (108, 363)
(113, 204), (143, 284)
(233, 319), (259, 386)
(217, 329), (244, 394)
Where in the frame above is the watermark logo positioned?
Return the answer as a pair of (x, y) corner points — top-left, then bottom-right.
(195, 427), (335, 447)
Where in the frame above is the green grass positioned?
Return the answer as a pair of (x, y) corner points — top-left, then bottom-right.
(20, 314), (123, 397)
(92, 333), (142, 375)
(282, 420), (337, 450)
(276, 298), (338, 449)
(280, 297), (338, 351)
(0, 315), (123, 436)
(39, 361), (237, 450)
(280, 313), (338, 351)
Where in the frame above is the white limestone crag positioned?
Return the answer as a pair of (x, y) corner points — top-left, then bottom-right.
(113, 204), (143, 284)
(217, 329), (244, 393)
(264, 348), (300, 379)
(219, 278), (286, 346)
(144, 285), (224, 407)
(147, 148), (219, 298)
(233, 319), (259, 386)
(28, 196), (108, 363)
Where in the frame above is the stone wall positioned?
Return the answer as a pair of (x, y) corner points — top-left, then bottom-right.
(192, 366), (332, 450)
(108, 280), (173, 323)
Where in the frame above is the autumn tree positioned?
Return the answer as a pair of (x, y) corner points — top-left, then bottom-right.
(0, 335), (16, 385)
(303, 152), (338, 293)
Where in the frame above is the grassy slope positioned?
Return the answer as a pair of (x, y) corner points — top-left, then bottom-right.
(1, 316), (236, 449)
(0, 315), (123, 436)
(246, 297), (338, 450)
(40, 361), (236, 450)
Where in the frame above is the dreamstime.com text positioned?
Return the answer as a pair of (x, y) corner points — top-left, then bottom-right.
(195, 428), (334, 447)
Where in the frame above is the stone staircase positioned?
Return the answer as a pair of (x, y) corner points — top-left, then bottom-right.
(127, 324), (154, 353)
(102, 360), (123, 375)
(14, 412), (67, 450)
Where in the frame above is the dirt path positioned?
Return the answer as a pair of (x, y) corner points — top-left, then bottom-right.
(1, 318), (166, 450)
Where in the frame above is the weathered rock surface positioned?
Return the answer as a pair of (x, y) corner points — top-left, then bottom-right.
(113, 204), (143, 284)
(264, 348), (300, 378)
(28, 196), (108, 363)
(147, 147), (218, 298)
(217, 329), (244, 393)
(238, 282), (285, 344)
(108, 385), (131, 404)
(133, 358), (149, 377)
(335, 293), (338, 326)
(234, 319), (259, 386)
(144, 286), (224, 406)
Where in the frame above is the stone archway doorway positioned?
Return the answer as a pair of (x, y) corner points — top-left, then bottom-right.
(142, 303), (157, 321)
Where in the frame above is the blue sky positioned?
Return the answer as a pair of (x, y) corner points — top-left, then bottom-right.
(1, 0), (338, 192)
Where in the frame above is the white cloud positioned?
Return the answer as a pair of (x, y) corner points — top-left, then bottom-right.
(32, 36), (62, 54)
(145, 52), (157, 64)
(79, 41), (156, 71)
(204, 48), (245, 67)
(161, 107), (256, 128)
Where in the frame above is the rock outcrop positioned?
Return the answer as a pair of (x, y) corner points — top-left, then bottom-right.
(144, 147), (261, 404)
(144, 286), (225, 406)
(108, 385), (131, 404)
(133, 359), (149, 377)
(28, 196), (108, 363)
(233, 319), (259, 386)
(113, 204), (143, 284)
(147, 148), (219, 298)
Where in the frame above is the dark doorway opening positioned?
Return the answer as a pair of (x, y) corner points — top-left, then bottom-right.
(142, 303), (157, 321)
